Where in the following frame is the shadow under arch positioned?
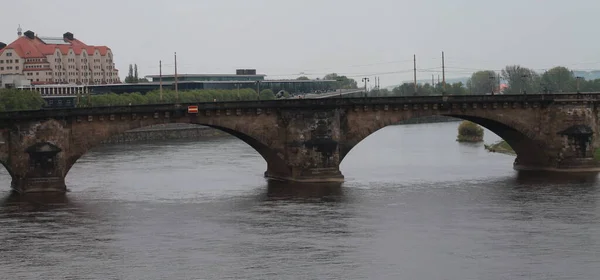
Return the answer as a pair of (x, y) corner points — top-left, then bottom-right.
(340, 114), (544, 168)
(446, 114), (546, 167)
(64, 123), (291, 180)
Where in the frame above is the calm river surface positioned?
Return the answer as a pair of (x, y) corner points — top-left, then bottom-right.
(1, 122), (600, 280)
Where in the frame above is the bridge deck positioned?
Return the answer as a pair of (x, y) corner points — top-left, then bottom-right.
(1, 93), (599, 120)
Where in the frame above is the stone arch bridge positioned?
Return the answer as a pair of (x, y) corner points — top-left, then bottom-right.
(1, 94), (599, 194)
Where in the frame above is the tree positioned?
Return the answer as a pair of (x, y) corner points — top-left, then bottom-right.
(296, 76), (310, 80)
(259, 89), (275, 100)
(541, 66), (575, 93)
(125, 64), (135, 83)
(501, 65), (540, 94)
(467, 70), (497, 94)
(134, 64), (139, 82)
(323, 73), (358, 89)
(0, 89), (45, 111)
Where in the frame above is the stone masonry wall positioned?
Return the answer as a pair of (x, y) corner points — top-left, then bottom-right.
(101, 124), (226, 144)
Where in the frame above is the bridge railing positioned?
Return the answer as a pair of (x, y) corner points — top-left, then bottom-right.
(2, 93), (600, 120)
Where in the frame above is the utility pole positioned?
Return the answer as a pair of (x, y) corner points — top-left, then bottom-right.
(413, 54), (417, 95)
(442, 51), (446, 93)
(159, 60), (163, 102)
(174, 52), (179, 103)
(497, 73), (500, 93)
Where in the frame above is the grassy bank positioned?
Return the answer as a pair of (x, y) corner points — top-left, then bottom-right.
(484, 140), (515, 155)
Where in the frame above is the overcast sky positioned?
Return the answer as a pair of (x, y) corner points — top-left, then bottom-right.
(1, 0), (598, 86)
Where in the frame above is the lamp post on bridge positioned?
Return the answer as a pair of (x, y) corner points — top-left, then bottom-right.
(362, 77), (370, 97)
(489, 75), (495, 95)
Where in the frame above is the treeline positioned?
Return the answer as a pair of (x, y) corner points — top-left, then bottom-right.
(0, 88), (280, 111)
(87, 88), (278, 107)
(297, 73), (358, 89)
(370, 65), (600, 96)
(0, 89), (45, 111)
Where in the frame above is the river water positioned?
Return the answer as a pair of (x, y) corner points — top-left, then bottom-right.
(1, 122), (599, 280)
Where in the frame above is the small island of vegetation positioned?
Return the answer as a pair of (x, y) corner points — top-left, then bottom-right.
(456, 121), (484, 142)
(484, 140), (515, 155)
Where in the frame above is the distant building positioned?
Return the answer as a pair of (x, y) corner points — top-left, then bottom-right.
(1, 74), (30, 88)
(146, 69), (265, 83)
(0, 27), (120, 86)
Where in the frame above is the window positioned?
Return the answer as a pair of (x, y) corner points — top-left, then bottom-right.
(0, 60), (3, 64)
(0, 67), (3, 71)
(15, 66), (19, 70)
(6, 52), (12, 57)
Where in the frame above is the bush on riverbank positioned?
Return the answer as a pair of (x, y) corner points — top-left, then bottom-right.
(484, 140), (515, 155)
(457, 121), (484, 142)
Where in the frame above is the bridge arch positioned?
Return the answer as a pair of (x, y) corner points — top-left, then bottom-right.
(340, 112), (546, 168)
(64, 121), (290, 180)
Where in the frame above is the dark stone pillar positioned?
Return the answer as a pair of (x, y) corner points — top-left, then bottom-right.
(269, 109), (345, 183)
(12, 142), (67, 194)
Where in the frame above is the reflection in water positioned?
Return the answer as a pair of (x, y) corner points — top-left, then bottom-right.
(262, 180), (344, 202)
(515, 170), (598, 185)
(0, 123), (600, 279)
(0, 192), (71, 213)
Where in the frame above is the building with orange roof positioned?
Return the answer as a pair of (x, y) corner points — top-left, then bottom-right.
(0, 27), (120, 86)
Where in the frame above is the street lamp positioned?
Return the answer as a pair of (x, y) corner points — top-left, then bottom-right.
(362, 77), (370, 97)
(489, 76), (495, 95)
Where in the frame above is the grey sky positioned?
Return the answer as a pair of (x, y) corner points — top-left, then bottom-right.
(1, 0), (598, 86)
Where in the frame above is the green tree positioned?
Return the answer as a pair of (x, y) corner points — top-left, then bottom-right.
(501, 65), (540, 94)
(296, 76), (310, 80)
(0, 89), (45, 111)
(259, 89), (275, 100)
(467, 70), (497, 94)
(134, 64), (139, 82)
(323, 73), (358, 89)
(125, 64), (135, 83)
(541, 66), (576, 93)
(448, 82), (468, 95)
